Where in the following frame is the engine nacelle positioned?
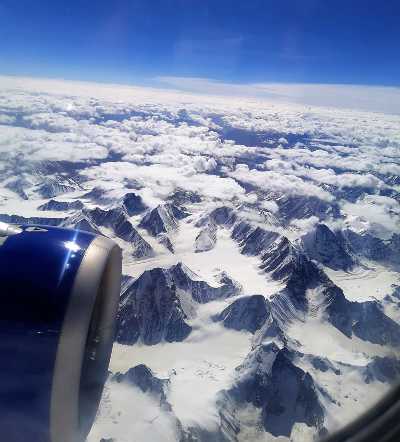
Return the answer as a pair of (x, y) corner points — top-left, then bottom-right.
(0, 223), (122, 442)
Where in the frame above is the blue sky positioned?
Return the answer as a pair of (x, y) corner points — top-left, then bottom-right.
(1, 0), (399, 87)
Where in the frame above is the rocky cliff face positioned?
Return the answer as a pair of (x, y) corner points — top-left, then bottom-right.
(139, 203), (189, 236)
(363, 356), (400, 384)
(229, 216), (400, 348)
(343, 229), (400, 266)
(169, 189), (201, 206)
(169, 263), (242, 303)
(228, 343), (325, 438)
(116, 268), (192, 345)
(195, 222), (217, 252)
(37, 199), (84, 211)
(120, 192), (147, 216)
(302, 224), (355, 271)
(198, 208), (400, 351)
(35, 178), (76, 198)
(276, 194), (340, 224)
(232, 222), (279, 256)
(116, 262), (244, 345)
(81, 186), (114, 204)
(0, 213), (63, 226)
(215, 295), (270, 334)
(65, 207), (154, 258)
(113, 364), (171, 409)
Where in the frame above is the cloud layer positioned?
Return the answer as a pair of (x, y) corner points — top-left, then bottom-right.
(156, 76), (400, 115)
(0, 76), (399, 237)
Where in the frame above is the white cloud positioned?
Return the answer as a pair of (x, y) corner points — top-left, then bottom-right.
(290, 216), (320, 232)
(0, 114), (16, 125)
(264, 145), (400, 178)
(0, 124), (109, 162)
(228, 164), (333, 201)
(193, 156), (217, 173)
(264, 158), (385, 189)
(0, 75), (398, 239)
(341, 195), (400, 238)
(82, 161), (246, 207)
(259, 199), (279, 213)
(156, 76), (400, 115)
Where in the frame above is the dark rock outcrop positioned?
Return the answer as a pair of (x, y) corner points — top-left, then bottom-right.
(209, 207), (237, 227)
(113, 364), (171, 410)
(170, 263), (241, 303)
(195, 222), (217, 252)
(216, 295), (270, 333)
(232, 222), (279, 256)
(35, 179), (75, 198)
(342, 230), (400, 266)
(302, 224), (355, 271)
(120, 192), (147, 216)
(169, 189), (201, 206)
(116, 268), (192, 345)
(74, 207), (153, 258)
(277, 194), (340, 224)
(363, 356), (400, 384)
(81, 186), (113, 204)
(256, 233), (400, 348)
(139, 203), (189, 236)
(0, 213), (63, 226)
(114, 364), (167, 397)
(158, 233), (175, 253)
(61, 212), (102, 234)
(38, 199), (84, 212)
(229, 343), (325, 437)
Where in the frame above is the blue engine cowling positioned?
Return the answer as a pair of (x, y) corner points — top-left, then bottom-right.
(0, 223), (122, 442)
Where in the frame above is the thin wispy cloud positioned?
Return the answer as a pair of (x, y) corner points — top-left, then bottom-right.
(155, 76), (400, 115)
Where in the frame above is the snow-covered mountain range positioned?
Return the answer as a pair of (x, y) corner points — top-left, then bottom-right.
(0, 77), (399, 442)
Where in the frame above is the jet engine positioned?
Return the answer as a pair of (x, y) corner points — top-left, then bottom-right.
(0, 223), (122, 442)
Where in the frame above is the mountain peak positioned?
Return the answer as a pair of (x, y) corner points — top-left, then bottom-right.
(139, 203), (189, 236)
(216, 295), (270, 334)
(116, 267), (192, 345)
(120, 192), (147, 216)
(231, 344), (325, 437)
(302, 223), (355, 271)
